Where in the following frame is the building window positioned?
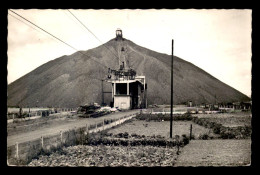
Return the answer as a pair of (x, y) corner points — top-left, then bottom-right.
(116, 83), (127, 95)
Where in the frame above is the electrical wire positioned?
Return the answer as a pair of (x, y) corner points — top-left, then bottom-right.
(67, 10), (120, 61)
(9, 12), (45, 36)
(8, 9), (109, 69)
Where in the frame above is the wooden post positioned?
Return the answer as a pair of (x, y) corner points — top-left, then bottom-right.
(60, 131), (63, 143)
(95, 122), (97, 131)
(175, 135), (180, 154)
(103, 119), (105, 131)
(12, 114), (14, 123)
(16, 142), (19, 158)
(41, 136), (44, 148)
(86, 124), (88, 134)
(190, 124), (193, 140)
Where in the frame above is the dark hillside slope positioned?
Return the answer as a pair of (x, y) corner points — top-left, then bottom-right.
(7, 38), (250, 107)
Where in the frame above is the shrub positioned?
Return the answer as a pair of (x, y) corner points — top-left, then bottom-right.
(131, 133), (138, 138)
(136, 113), (193, 121)
(198, 133), (209, 140)
(174, 113), (192, 121)
(115, 133), (124, 138)
(123, 132), (129, 138)
(212, 124), (222, 134)
(181, 134), (190, 145)
(220, 129), (235, 139)
(192, 117), (251, 139)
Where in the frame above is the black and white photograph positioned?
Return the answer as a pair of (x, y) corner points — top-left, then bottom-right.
(6, 9), (252, 167)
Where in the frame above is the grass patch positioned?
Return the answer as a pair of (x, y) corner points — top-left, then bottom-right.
(192, 117), (251, 139)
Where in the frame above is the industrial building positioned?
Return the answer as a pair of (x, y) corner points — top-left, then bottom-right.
(105, 29), (147, 110)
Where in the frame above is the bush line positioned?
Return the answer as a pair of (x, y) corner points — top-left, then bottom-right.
(136, 113), (193, 121)
(136, 113), (251, 139)
(85, 132), (190, 148)
(192, 117), (251, 139)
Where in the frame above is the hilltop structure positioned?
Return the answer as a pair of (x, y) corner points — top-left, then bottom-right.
(106, 29), (147, 109)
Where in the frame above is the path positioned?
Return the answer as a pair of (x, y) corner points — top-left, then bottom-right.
(174, 139), (251, 167)
(7, 110), (140, 147)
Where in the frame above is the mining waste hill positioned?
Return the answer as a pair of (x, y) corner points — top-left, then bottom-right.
(7, 37), (250, 108)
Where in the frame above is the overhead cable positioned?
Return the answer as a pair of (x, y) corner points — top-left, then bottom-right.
(9, 9), (109, 69)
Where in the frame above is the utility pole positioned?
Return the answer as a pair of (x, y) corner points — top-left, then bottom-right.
(170, 39), (174, 138)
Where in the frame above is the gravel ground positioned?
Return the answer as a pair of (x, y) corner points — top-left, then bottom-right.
(28, 145), (180, 167)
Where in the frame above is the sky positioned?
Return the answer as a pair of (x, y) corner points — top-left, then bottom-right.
(7, 9), (252, 97)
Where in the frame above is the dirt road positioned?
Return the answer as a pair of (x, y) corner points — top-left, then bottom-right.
(7, 110), (140, 147)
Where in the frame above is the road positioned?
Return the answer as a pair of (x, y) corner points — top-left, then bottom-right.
(7, 110), (140, 147)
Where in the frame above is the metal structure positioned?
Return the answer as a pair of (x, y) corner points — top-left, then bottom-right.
(116, 28), (123, 40)
(105, 29), (147, 110)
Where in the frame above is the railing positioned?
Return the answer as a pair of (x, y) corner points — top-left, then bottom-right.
(7, 112), (139, 165)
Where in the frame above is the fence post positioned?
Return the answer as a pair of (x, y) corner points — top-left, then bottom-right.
(95, 122), (97, 131)
(13, 114), (14, 123)
(16, 142), (19, 159)
(86, 124), (88, 134)
(41, 136), (44, 148)
(60, 131), (63, 144)
(103, 119), (105, 131)
(190, 124), (193, 140)
(40, 111), (42, 117)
